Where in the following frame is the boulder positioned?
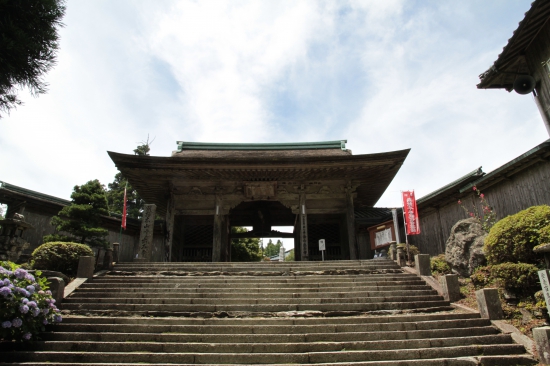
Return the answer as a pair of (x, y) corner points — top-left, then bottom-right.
(445, 218), (487, 277)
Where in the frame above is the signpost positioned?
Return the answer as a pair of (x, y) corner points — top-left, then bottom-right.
(319, 239), (326, 261)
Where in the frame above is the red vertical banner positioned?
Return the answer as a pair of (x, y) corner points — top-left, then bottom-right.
(121, 186), (127, 230)
(402, 190), (420, 235)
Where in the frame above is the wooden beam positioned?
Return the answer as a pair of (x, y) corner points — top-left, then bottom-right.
(345, 186), (358, 260)
(165, 193), (176, 262)
(212, 195), (222, 262)
(299, 189), (309, 261)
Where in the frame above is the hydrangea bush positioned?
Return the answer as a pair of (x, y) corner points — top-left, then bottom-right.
(1, 261), (62, 341)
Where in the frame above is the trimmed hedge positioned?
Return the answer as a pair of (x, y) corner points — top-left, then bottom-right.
(470, 262), (539, 296)
(31, 242), (94, 277)
(484, 205), (550, 265)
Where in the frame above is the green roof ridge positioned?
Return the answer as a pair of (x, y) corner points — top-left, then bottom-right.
(177, 140), (347, 152)
(417, 167), (485, 204)
(0, 180), (71, 206)
(459, 139), (550, 193)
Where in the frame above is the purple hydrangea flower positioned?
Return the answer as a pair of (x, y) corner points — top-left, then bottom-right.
(53, 314), (62, 323)
(42, 308), (50, 315)
(38, 290), (45, 295)
(14, 268), (27, 279)
(12, 318), (23, 328)
(42, 319), (48, 325)
(19, 305), (29, 314)
(26, 285), (35, 294)
(27, 301), (37, 308)
(22, 332), (32, 340)
(1, 321), (12, 328)
(32, 308), (41, 317)
(45, 290), (52, 296)
(24, 273), (35, 282)
(2, 278), (10, 286)
(21, 298), (28, 304)
(0, 286), (12, 297)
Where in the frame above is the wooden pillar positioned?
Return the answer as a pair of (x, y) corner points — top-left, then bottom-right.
(299, 190), (309, 261)
(345, 186), (358, 260)
(221, 215), (230, 262)
(212, 195), (222, 262)
(165, 193), (176, 263)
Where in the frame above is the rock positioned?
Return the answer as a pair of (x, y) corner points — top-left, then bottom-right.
(445, 218), (487, 277)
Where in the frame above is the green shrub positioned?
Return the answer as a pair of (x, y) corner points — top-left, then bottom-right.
(396, 244), (419, 260)
(470, 262), (539, 296)
(430, 254), (452, 275)
(31, 242), (94, 277)
(484, 205), (550, 265)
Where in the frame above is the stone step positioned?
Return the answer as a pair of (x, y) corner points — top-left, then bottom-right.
(39, 326), (500, 343)
(94, 273), (418, 282)
(4, 334), (516, 353)
(67, 289), (438, 299)
(63, 294), (443, 305)
(0, 356), (539, 366)
(1, 344), (529, 364)
(59, 312), (482, 325)
(80, 279), (426, 289)
(52, 317), (491, 334)
(61, 300), (451, 313)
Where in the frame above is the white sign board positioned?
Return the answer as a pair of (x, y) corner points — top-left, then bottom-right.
(279, 246), (285, 262)
(375, 228), (393, 248)
(319, 239), (326, 251)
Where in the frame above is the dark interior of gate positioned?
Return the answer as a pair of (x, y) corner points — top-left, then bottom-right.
(108, 140), (410, 262)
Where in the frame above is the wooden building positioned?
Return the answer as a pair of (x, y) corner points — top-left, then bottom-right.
(108, 140), (409, 262)
(477, 0), (550, 134)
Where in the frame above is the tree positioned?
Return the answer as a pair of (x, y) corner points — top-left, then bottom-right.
(264, 239), (282, 258)
(0, 0), (66, 116)
(105, 172), (143, 219)
(44, 180), (109, 248)
(285, 249), (295, 261)
(230, 227), (262, 262)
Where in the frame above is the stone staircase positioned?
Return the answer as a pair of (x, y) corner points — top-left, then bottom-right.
(0, 259), (537, 365)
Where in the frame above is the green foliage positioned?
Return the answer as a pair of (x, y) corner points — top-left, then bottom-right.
(0, 261), (62, 341)
(484, 205), (550, 265)
(430, 254), (452, 275)
(264, 239), (283, 257)
(31, 242), (94, 277)
(285, 249), (295, 261)
(0, 0), (66, 116)
(470, 262), (540, 296)
(48, 180), (109, 248)
(396, 244), (419, 260)
(105, 173), (143, 219)
(230, 227), (262, 262)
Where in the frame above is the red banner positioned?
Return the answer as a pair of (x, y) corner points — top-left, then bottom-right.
(402, 190), (420, 235)
(121, 186), (127, 230)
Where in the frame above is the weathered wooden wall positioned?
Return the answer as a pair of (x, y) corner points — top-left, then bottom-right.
(409, 160), (550, 256)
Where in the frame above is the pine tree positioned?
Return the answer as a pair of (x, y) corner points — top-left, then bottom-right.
(44, 180), (109, 247)
(264, 239), (282, 257)
(0, 0), (66, 116)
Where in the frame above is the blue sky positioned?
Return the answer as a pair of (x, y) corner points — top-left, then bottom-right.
(1, 0), (545, 215)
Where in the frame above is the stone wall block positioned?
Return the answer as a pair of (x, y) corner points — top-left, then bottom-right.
(415, 254), (431, 276)
(439, 274), (461, 302)
(47, 277), (65, 304)
(475, 288), (503, 320)
(534, 327), (550, 365)
(76, 256), (95, 279)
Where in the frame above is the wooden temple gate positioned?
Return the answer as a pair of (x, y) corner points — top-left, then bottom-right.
(108, 140), (409, 262)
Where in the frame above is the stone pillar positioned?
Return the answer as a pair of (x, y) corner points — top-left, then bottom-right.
(76, 256), (95, 279)
(415, 254), (431, 276)
(299, 190), (309, 261)
(136, 204), (156, 261)
(212, 195), (222, 262)
(345, 186), (358, 260)
(533, 327), (550, 365)
(165, 194), (176, 263)
(440, 274), (461, 302)
(475, 288), (503, 320)
(538, 270), (550, 315)
(103, 248), (113, 270)
(47, 277), (65, 304)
